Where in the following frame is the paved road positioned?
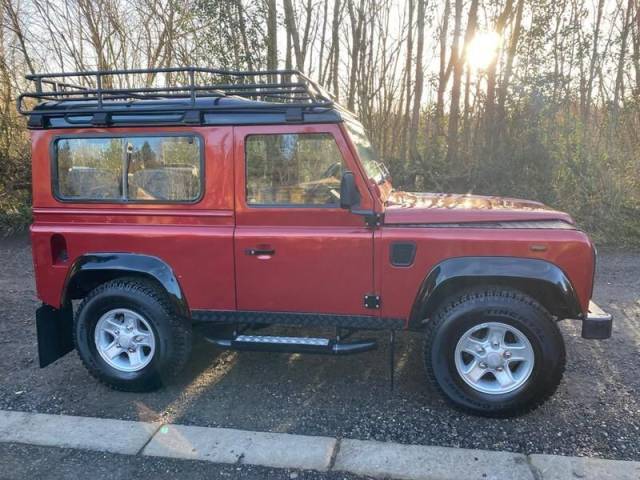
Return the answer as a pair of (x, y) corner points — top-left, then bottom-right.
(0, 235), (638, 462)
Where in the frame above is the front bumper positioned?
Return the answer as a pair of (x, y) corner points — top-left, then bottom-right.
(581, 301), (613, 339)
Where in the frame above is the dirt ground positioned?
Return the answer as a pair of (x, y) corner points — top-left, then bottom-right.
(0, 234), (638, 461)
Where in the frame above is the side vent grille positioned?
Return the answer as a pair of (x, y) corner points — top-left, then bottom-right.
(390, 242), (416, 267)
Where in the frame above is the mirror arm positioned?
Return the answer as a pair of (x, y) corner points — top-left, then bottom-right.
(350, 209), (383, 228)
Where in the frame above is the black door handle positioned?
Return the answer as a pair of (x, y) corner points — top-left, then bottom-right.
(245, 248), (275, 256)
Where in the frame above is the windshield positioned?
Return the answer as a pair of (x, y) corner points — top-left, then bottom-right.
(345, 121), (390, 186)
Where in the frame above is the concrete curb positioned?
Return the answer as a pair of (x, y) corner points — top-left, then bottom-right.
(334, 438), (535, 480)
(143, 424), (336, 471)
(529, 454), (640, 480)
(0, 410), (160, 455)
(0, 409), (638, 480)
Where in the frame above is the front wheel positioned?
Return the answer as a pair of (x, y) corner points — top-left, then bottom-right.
(424, 287), (566, 417)
(74, 278), (192, 392)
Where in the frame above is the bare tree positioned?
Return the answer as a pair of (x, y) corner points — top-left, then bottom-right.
(583, 0), (605, 120)
(445, 0), (463, 165)
(498, 0), (524, 118)
(400, 0), (413, 162)
(614, 0), (634, 110)
(434, 0), (450, 137)
(408, 0), (425, 164)
(266, 0), (278, 71)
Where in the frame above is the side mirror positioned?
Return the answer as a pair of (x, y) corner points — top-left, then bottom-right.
(340, 171), (360, 209)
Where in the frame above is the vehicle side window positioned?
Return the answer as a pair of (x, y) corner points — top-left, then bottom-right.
(55, 135), (202, 202)
(56, 138), (123, 200)
(245, 133), (344, 206)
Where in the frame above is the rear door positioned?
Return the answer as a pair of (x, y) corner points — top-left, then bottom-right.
(233, 124), (376, 316)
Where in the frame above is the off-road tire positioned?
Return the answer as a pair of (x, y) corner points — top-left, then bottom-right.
(73, 278), (192, 392)
(424, 287), (566, 417)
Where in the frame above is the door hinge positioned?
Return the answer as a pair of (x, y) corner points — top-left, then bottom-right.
(364, 294), (381, 309)
(350, 209), (384, 228)
(364, 212), (383, 228)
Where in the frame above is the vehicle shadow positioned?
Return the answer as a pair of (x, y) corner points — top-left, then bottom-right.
(150, 325), (448, 434)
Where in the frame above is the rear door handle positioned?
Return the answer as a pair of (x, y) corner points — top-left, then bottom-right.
(245, 248), (275, 256)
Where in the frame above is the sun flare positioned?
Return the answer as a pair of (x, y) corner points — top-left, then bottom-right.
(465, 31), (501, 72)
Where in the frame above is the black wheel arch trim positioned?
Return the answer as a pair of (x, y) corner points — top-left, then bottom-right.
(409, 256), (582, 329)
(62, 253), (189, 318)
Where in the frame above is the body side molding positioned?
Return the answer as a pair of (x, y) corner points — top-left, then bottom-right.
(409, 256), (583, 329)
(192, 310), (405, 330)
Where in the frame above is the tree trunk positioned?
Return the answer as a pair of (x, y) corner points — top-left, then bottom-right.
(235, 0), (253, 70)
(318, 0), (329, 79)
(633, 1), (640, 97)
(409, 0), (425, 165)
(266, 0), (278, 71)
(584, 0), (605, 121)
(498, 0), (524, 122)
(400, 0), (414, 164)
(285, 28), (292, 70)
(444, 0), (464, 166)
(614, 0), (634, 110)
(330, 0), (342, 99)
(435, 0), (451, 137)
(347, 0), (365, 111)
(283, 0), (304, 70)
(484, 0), (513, 128)
(3, 0), (36, 75)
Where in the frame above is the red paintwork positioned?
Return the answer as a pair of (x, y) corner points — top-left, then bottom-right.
(30, 122), (596, 325)
(375, 227), (594, 319)
(30, 126), (236, 311)
(233, 125), (375, 315)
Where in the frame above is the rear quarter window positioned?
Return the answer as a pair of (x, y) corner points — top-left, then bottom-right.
(54, 135), (203, 203)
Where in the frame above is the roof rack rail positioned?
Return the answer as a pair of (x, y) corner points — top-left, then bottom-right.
(17, 66), (335, 117)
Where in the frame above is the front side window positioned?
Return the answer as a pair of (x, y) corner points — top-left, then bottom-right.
(245, 133), (344, 206)
(55, 135), (202, 202)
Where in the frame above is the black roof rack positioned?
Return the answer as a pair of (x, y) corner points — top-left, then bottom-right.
(18, 67), (343, 128)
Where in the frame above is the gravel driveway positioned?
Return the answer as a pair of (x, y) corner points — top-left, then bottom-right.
(0, 234), (638, 461)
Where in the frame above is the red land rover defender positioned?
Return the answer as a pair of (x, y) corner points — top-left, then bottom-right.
(19, 68), (612, 417)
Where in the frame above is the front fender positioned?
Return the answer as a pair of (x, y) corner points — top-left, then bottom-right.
(409, 256), (582, 329)
(62, 253), (189, 318)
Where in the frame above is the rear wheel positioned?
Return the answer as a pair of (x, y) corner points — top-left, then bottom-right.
(424, 287), (565, 417)
(74, 278), (192, 392)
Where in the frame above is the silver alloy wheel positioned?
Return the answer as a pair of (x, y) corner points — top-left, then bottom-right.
(454, 322), (535, 395)
(94, 308), (156, 372)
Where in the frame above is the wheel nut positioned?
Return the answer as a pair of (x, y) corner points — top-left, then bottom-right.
(476, 346), (485, 354)
(496, 366), (504, 372)
(503, 351), (512, 359)
(479, 362), (487, 369)
(128, 347), (135, 353)
(115, 330), (119, 335)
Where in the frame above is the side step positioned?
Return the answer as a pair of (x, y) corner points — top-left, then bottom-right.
(205, 334), (377, 355)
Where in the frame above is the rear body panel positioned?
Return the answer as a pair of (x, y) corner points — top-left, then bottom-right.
(30, 126), (236, 311)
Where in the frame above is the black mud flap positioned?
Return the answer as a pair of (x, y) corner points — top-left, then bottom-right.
(36, 303), (74, 368)
(581, 301), (613, 340)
